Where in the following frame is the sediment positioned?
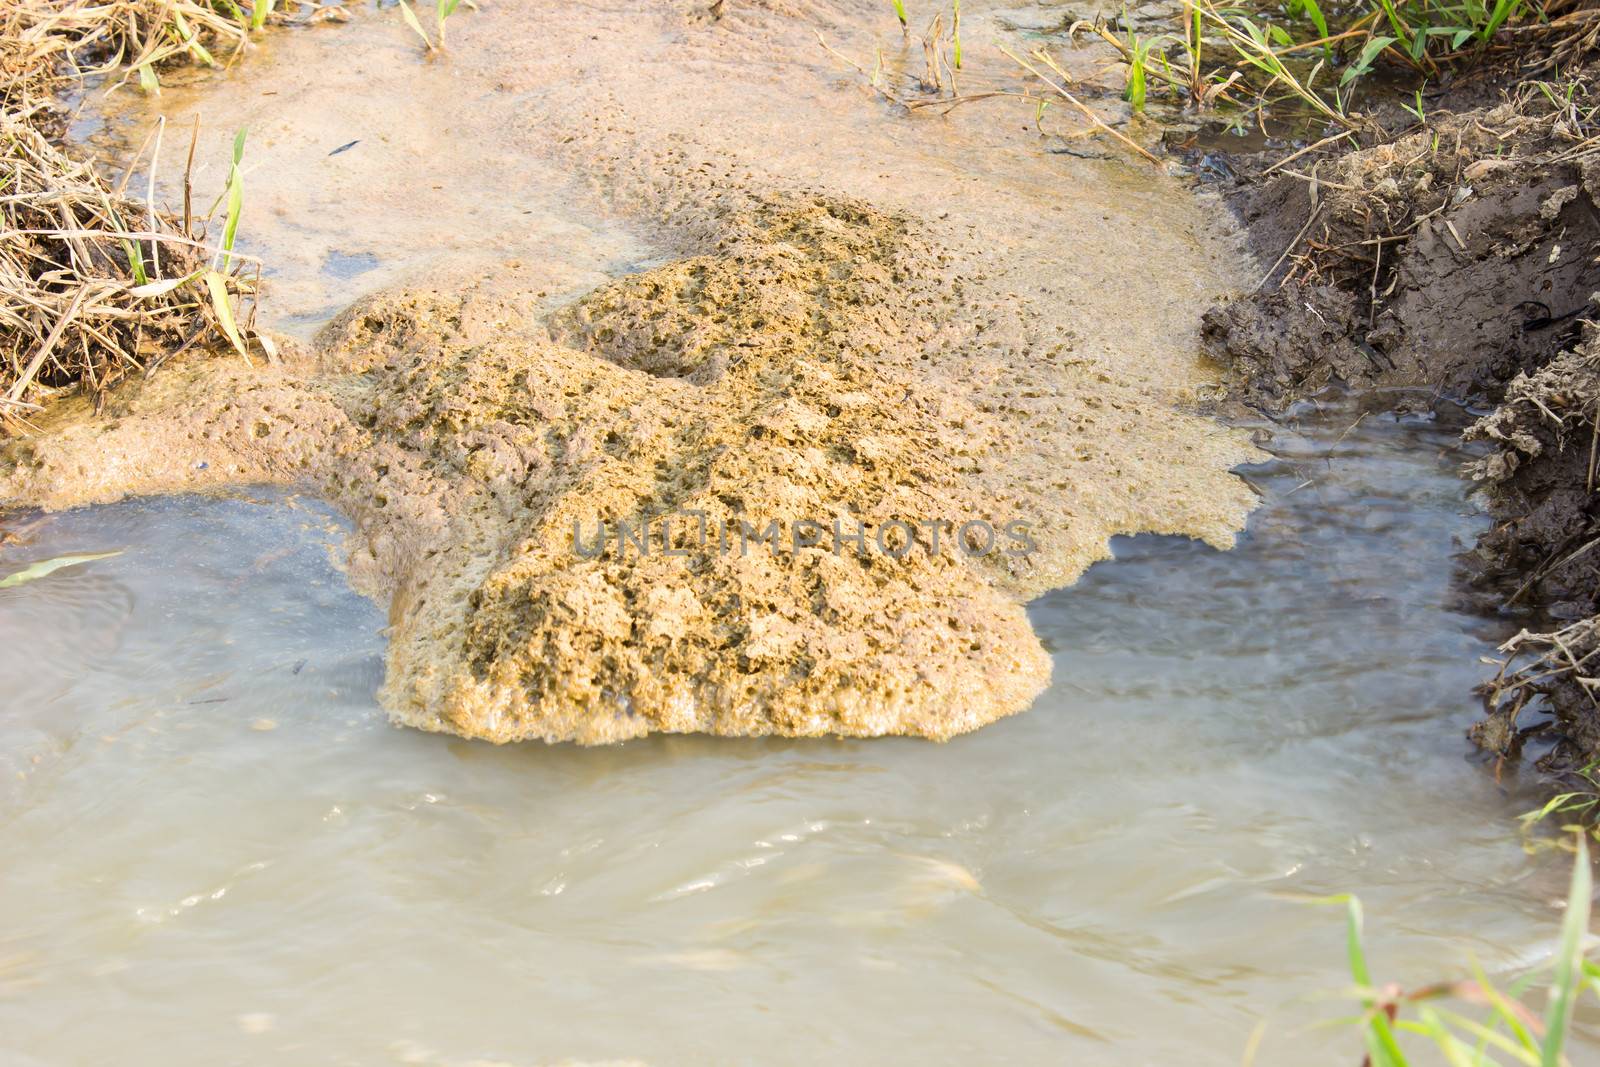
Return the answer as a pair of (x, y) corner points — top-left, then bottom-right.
(0, 185), (1248, 743)
(2, 0), (1266, 744)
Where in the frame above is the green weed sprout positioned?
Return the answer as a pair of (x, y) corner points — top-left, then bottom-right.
(206, 128), (252, 364)
(1309, 837), (1596, 1066)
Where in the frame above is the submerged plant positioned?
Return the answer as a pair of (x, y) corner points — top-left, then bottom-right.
(0, 552), (122, 589)
(1003, 45), (1163, 163)
(395, 0), (473, 53)
(1520, 762), (1600, 850)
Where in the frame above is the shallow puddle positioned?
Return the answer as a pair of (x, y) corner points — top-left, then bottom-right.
(65, 0), (1247, 388)
(2, 394), (1592, 1065)
(67, 11), (654, 337)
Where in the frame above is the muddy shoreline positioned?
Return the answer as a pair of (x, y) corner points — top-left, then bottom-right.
(2, 0), (1264, 744)
(8, 0), (1593, 771)
(1199, 60), (1600, 776)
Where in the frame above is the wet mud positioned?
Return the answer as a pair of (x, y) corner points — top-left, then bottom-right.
(0, 0), (1264, 743)
(1200, 74), (1600, 769)
(1206, 105), (1600, 405)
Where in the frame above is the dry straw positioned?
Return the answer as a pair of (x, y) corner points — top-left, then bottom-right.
(0, 109), (260, 426)
(0, 1), (342, 430)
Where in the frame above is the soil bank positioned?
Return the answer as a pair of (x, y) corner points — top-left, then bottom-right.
(1200, 61), (1600, 773)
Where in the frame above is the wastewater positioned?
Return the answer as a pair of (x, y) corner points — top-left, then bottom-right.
(7, 0), (1598, 1062)
(1, 394), (1594, 1065)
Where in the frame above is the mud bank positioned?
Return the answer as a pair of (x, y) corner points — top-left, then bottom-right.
(1200, 67), (1600, 771)
(1, 1), (1262, 743)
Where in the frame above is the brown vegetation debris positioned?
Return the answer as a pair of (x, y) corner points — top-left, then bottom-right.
(0, 112), (259, 429)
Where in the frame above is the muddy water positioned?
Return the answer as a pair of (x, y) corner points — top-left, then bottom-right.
(14, 2), (1597, 1060)
(70, 0), (1252, 399)
(68, 18), (653, 337)
(1, 396), (1593, 1065)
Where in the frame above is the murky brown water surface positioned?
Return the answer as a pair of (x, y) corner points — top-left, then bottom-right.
(2, 396), (1596, 1065)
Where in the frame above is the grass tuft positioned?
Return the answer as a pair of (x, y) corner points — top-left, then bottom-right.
(0, 115), (264, 423)
(0, 1), (342, 426)
(1301, 838), (1598, 1065)
(2, 0), (349, 99)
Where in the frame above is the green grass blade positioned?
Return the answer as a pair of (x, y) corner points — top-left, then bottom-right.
(1482, 0), (1518, 40)
(952, 0), (961, 69)
(1404, 1009), (1487, 1067)
(215, 0), (247, 29)
(1342, 35), (1397, 86)
(1373, 0), (1413, 47)
(1523, 793), (1589, 829)
(1541, 837), (1592, 1067)
(1331, 896), (1408, 1066)
(204, 270), (252, 364)
(1435, 1006), (1542, 1064)
(120, 238), (149, 286)
(129, 270), (202, 299)
(1344, 896), (1372, 985)
(1126, 47), (1146, 110)
(0, 552), (123, 589)
(1471, 959), (1541, 1051)
(219, 128), (246, 268)
(93, 189), (149, 286)
(170, 11), (218, 66)
(398, 0), (434, 49)
(1291, 0), (1330, 44)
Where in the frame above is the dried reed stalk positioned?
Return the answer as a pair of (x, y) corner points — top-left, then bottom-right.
(0, 1), (343, 429)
